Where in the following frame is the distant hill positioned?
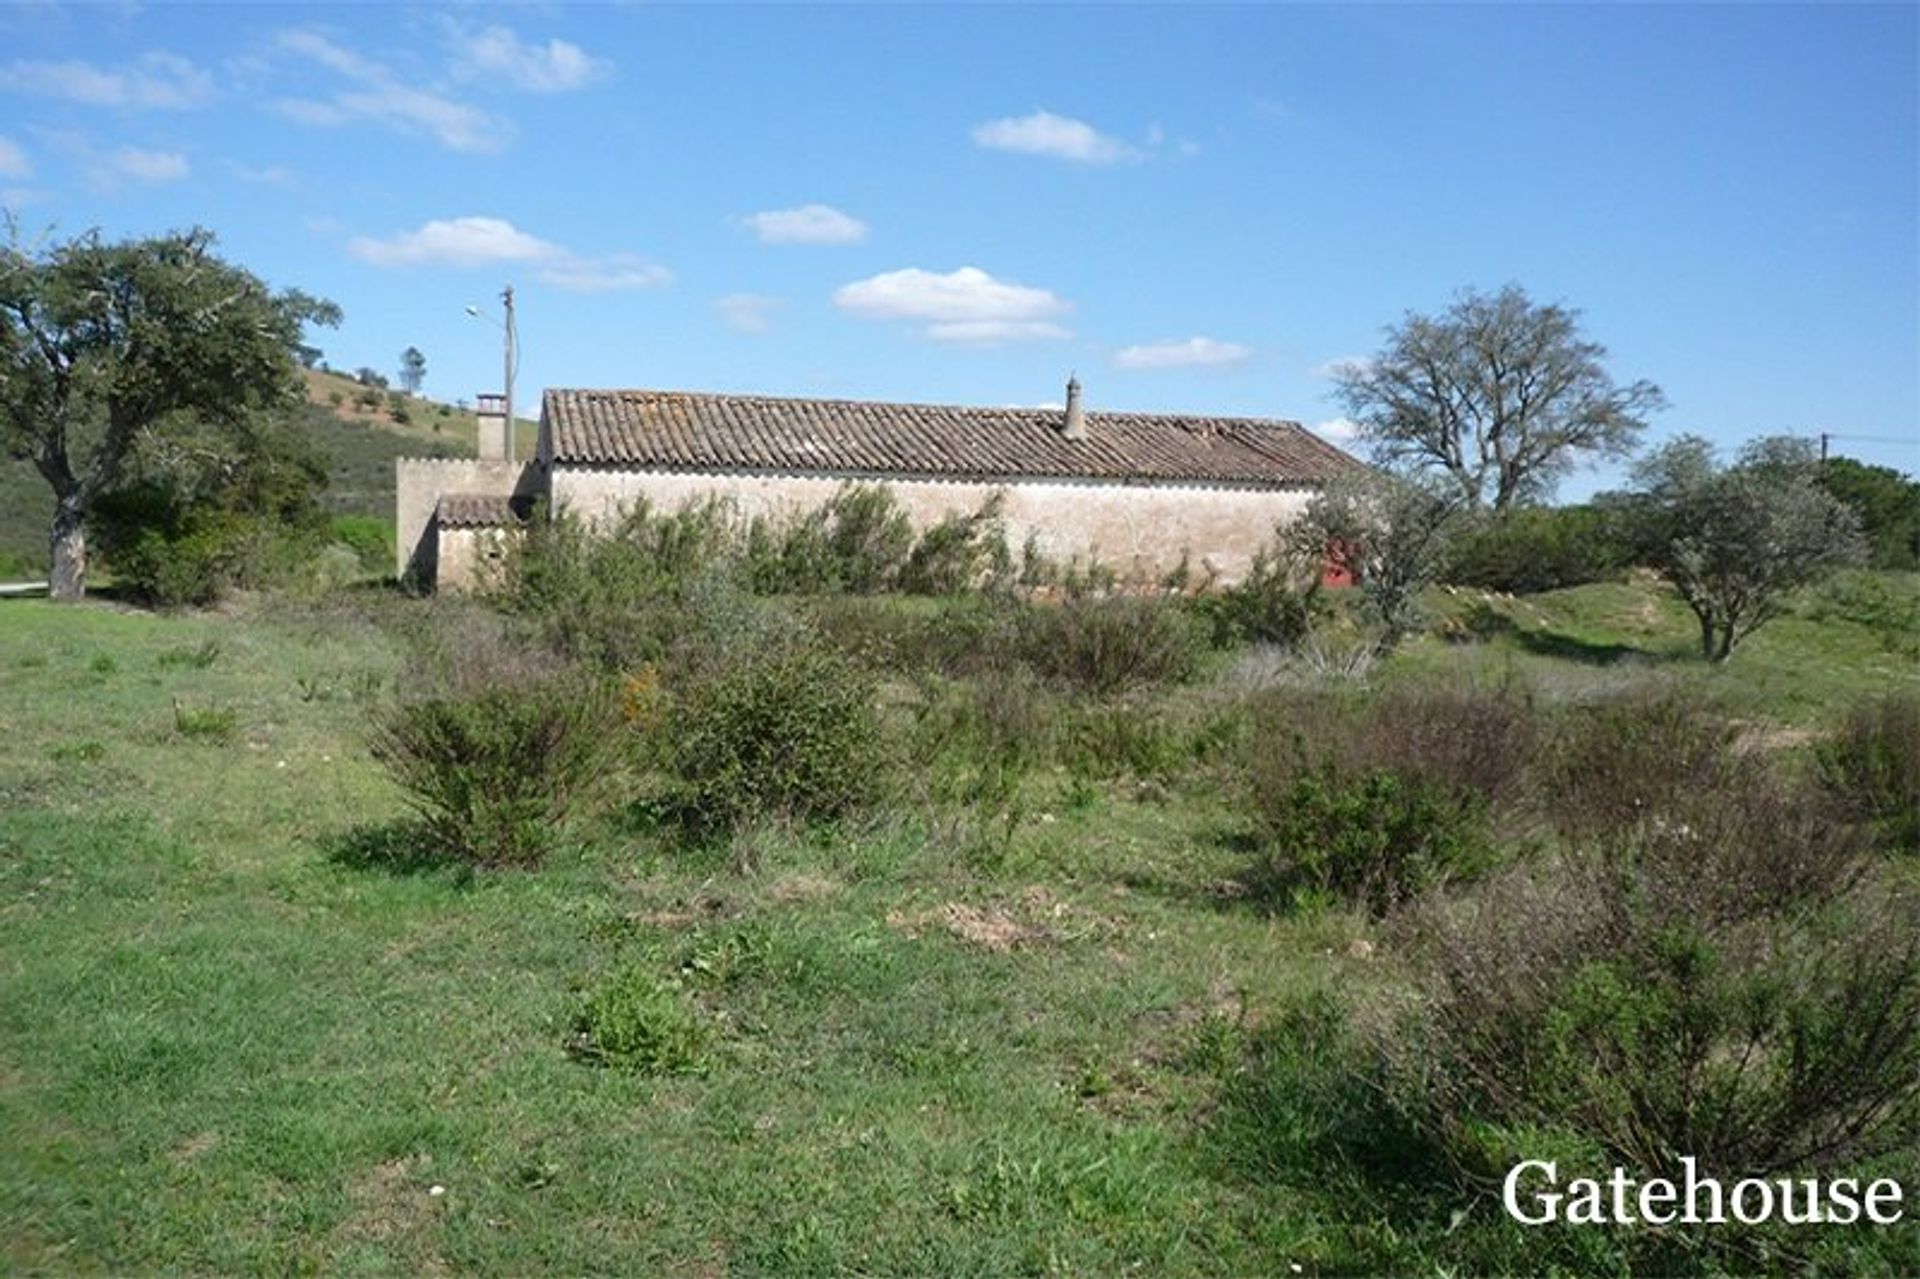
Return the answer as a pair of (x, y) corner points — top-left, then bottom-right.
(0, 370), (537, 575)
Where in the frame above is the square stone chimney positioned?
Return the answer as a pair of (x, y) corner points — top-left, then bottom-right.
(475, 393), (507, 461)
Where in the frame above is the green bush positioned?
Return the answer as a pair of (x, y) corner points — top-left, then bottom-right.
(569, 967), (709, 1074)
(1443, 505), (1629, 594)
(329, 515), (395, 574)
(1247, 764), (1494, 915)
(900, 497), (1010, 596)
(1192, 548), (1320, 647)
(369, 671), (620, 866)
(1017, 595), (1207, 695)
(666, 638), (881, 835)
(1819, 692), (1920, 855)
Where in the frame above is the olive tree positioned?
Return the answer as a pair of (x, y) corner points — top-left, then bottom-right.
(0, 225), (336, 599)
(1626, 435), (1865, 662)
(1291, 469), (1468, 650)
(1335, 284), (1665, 511)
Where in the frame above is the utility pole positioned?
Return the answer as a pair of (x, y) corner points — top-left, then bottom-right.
(502, 285), (517, 465)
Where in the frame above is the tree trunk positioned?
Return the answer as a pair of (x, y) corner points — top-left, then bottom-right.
(1698, 613), (1717, 662)
(48, 495), (87, 602)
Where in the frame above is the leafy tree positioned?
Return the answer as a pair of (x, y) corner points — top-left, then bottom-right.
(0, 225), (338, 600)
(1625, 435), (1865, 662)
(1335, 284), (1665, 511)
(1290, 469), (1468, 649)
(398, 345), (426, 397)
(1821, 456), (1920, 571)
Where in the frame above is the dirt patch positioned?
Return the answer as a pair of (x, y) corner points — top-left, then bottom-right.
(887, 885), (1116, 952)
(768, 873), (839, 904)
(1733, 723), (1823, 755)
(329, 1154), (449, 1273)
(169, 1131), (220, 1163)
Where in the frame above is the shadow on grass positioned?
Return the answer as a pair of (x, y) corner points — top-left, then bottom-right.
(319, 819), (472, 882)
(1467, 606), (1672, 667)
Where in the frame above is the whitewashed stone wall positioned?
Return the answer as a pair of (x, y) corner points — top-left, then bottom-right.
(550, 467), (1314, 586)
(393, 458), (540, 582)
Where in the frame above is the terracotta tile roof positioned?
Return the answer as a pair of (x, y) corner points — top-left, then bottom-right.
(435, 493), (525, 528)
(543, 388), (1362, 487)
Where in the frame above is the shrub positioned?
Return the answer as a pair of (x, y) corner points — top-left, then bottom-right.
(1247, 764), (1495, 916)
(568, 968), (709, 1074)
(1443, 505), (1629, 594)
(1193, 548), (1320, 648)
(666, 638), (881, 835)
(900, 496), (1011, 596)
(1245, 680), (1538, 816)
(369, 669), (620, 866)
(1818, 692), (1920, 855)
(1538, 686), (1739, 841)
(1017, 595), (1207, 695)
(820, 484), (912, 593)
(1399, 805), (1920, 1194)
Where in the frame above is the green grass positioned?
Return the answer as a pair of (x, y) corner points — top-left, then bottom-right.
(0, 598), (1369, 1275)
(2, 578), (1913, 1274)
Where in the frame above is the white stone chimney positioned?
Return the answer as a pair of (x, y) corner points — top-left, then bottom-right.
(1062, 374), (1087, 441)
(475, 393), (507, 461)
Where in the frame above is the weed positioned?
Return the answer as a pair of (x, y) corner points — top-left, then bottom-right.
(568, 967), (710, 1074)
(156, 641), (221, 670)
(171, 701), (237, 743)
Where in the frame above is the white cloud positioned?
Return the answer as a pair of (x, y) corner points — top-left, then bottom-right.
(348, 215), (670, 293)
(534, 253), (672, 293)
(970, 110), (1138, 165)
(1113, 336), (1252, 371)
(834, 266), (1071, 342)
(1314, 417), (1364, 445)
(0, 51), (212, 109)
(275, 30), (508, 153)
(740, 203), (869, 245)
(349, 216), (559, 268)
(0, 135), (29, 180)
(714, 292), (783, 333)
(109, 146), (187, 183)
(228, 161), (294, 186)
(447, 23), (607, 93)
(1312, 355), (1372, 380)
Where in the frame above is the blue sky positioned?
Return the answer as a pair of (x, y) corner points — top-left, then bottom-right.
(2, 2), (1914, 497)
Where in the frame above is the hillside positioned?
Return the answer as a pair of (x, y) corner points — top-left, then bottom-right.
(0, 371), (539, 575)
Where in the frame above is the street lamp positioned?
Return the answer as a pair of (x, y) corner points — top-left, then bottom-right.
(464, 285), (518, 464)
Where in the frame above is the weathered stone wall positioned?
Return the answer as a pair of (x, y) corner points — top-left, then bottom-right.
(435, 525), (517, 591)
(393, 458), (542, 583)
(549, 467), (1315, 585)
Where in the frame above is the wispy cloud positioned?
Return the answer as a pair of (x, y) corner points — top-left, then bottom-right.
(347, 215), (671, 292)
(834, 266), (1071, 343)
(1314, 417), (1363, 445)
(740, 203), (868, 245)
(446, 22), (607, 93)
(0, 135), (29, 180)
(275, 30), (508, 153)
(0, 51), (211, 109)
(714, 292), (783, 333)
(1113, 336), (1251, 371)
(28, 127), (188, 192)
(109, 146), (187, 183)
(228, 160), (294, 187)
(970, 110), (1138, 166)
(1311, 355), (1372, 380)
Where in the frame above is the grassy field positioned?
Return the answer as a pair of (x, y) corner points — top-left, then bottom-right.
(1, 575), (1915, 1275)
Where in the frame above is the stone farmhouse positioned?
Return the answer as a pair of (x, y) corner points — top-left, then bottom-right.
(396, 378), (1362, 591)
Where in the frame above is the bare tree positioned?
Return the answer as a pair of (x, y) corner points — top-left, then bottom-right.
(1336, 285), (1665, 511)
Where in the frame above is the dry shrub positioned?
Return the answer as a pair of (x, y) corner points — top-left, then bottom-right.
(1397, 786), (1920, 1182)
(1818, 691), (1920, 855)
(1538, 684), (1740, 841)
